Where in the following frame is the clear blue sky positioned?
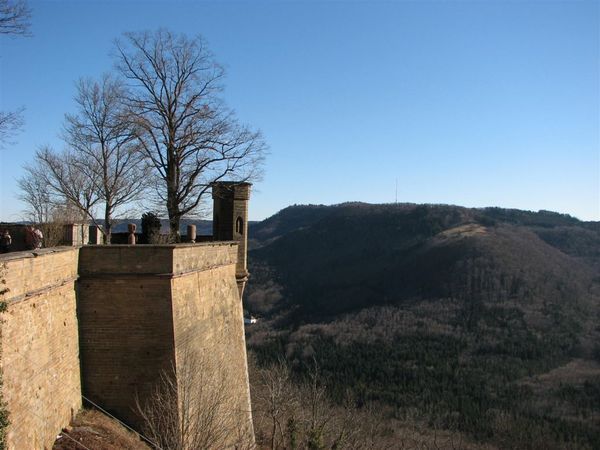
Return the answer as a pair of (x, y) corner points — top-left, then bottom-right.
(1, 0), (598, 221)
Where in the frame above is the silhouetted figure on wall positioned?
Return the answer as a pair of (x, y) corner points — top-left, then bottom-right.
(25, 226), (43, 250)
(0, 230), (12, 253)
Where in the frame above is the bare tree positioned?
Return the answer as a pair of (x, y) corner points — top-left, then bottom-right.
(137, 348), (253, 450)
(21, 76), (147, 243)
(0, 108), (24, 147)
(18, 159), (94, 246)
(0, 0), (31, 146)
(250, 358), (297, 450)
(17, 161), (52, 224)
(33, 145), (100, 227)
(62, 75), (148, 243)
(298, 363), (332, 450)
(248, 355), (399, 450)
(114, 29), (266, 240)
(21, 151), (98, 225)
(0, 0), (30, 35)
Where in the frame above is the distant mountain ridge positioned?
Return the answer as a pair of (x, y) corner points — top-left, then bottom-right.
(245, 202), (600, 448)
(248, 203), (599, 319)
(249, 202), (599, 246)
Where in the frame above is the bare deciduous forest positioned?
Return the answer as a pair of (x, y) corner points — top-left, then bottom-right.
(245, 203), (600, 449)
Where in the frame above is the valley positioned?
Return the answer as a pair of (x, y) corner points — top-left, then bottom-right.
(245, 203), (600, 448)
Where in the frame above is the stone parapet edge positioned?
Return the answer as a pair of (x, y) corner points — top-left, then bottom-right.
(3, 277), (79, 305)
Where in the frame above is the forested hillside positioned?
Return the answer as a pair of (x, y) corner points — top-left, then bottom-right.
(245, 203), (600, 449)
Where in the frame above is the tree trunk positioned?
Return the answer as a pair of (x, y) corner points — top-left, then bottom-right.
(169, 215), (180, 242)
(104, 207), (112, 245)
(167, 191), (181, 243)
(167, 159), (181, 242)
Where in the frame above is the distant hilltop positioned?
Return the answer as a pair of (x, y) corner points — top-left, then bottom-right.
(248, 202), (598, 249)
(244, 201), (600, 448)
(246, 200), (600, 334)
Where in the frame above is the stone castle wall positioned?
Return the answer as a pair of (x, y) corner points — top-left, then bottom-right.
(170, 245), (254, 442)
(77, 245), (178, 429)
(0, 242), (253, 449)
(0, 248), (82, 450)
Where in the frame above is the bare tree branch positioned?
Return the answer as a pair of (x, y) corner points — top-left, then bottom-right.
(33, 145), (101, 229)
(17, 162), (51, 223)
(0, 1), (31, 147)
(61, 75), (149, 243)
(0, 108), (24, 147)
(115, 29), (267, 240)
(137, 347), (253, 450)
(0, 0), (31, 36)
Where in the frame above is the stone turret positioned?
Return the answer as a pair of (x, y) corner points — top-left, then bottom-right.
(211, 182), (251, 298)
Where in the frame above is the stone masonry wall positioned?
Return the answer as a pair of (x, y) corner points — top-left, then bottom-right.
(0, 248), (82, 450)
(0, 242), (254, 447)
(171, 245), (254, 444)
(77, 245), (177, 429)
(77, 243), (254, 440)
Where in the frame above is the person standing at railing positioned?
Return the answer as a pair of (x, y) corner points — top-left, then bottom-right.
(0, 229), (12, 253)
(25, 226), (43, 250)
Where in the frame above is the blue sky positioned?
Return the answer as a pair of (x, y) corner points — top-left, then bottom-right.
(0, 0), (598, 221)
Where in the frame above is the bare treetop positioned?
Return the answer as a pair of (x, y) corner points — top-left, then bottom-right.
(21, 76), (148, 243)
(115, 29), (267, 238)
(36, 146), (101, 215)
(0, 0), (31, 148)
(61, 75), (148, 243)
(0, 0), (31, 36)
(0, 108), (24, 147)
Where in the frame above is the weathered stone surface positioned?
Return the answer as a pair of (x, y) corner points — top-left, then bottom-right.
(77, 243), (254, 442)
(78, 245), (174, 275)
(78, 274), (175, 428)
(1, 247), (78, 300)
(0, 248), (82, 450)
(171, 259), (254, 441)
(63, 224), (89, 246)
(212, 182), (251, 297)
(0, 240), (254, 449)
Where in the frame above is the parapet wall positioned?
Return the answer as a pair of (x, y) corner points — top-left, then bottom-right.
(0, 242), (254, 449)
(171, 245), (254, 441)
(0, 248), (82, 450)
(77, 245), (178, 429)
(77, 243), (254, 441)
